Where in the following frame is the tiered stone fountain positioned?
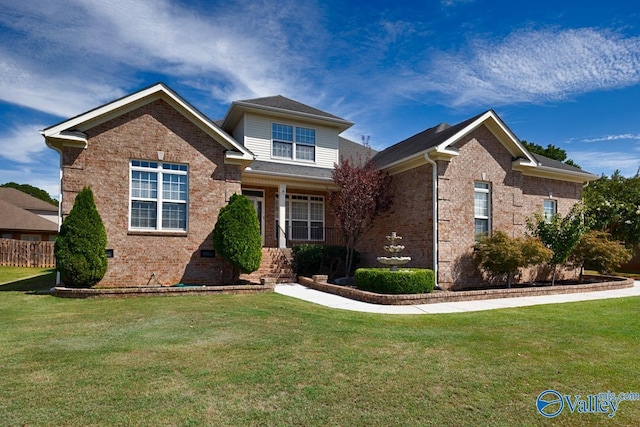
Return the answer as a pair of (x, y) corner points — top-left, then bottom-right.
(376, 231), (411, 271)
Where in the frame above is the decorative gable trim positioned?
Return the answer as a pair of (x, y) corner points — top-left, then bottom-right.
(41, 83), (254, 165)
(432, 110), (537, 166)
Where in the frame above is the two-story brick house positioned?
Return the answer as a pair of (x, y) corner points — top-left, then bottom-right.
(42, 83), (596, 289)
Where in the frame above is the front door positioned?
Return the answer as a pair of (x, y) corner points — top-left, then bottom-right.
(242, 189), (264, 245)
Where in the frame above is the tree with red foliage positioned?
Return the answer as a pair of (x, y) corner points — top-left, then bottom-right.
(329, 157), (392, 276)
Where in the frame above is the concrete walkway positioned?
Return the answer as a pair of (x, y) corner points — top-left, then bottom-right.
(274, 281), (640, 314)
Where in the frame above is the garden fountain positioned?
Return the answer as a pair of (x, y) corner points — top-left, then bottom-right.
(376, 231), (411, 271)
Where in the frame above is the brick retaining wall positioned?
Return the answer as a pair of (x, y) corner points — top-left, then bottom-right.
(299, 275), (634, 305)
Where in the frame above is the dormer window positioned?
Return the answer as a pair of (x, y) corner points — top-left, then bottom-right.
(272, 123), (315, 161)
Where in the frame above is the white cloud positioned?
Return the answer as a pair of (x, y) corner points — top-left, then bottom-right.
(570, 150), (640, 177)
(581, 134), (640, 143)
(0, 0), (329, 116)
(399, 27), (640, 107)
(0, 123), (49, 163)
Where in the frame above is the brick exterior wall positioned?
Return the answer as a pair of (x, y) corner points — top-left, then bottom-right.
(357, 163), (434, 270)
(359, 124), (584, 290)
(60, 99), (241, 287)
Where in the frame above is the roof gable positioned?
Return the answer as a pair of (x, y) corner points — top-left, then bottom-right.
(42, 83), (254, 165)
(373, 110), (596, 182)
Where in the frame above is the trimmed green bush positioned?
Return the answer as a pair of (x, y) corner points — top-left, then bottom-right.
(292, 244), (359, 280)
(54, 187), (108, 288)
(213, 194), (262, 275)
(354, 268), (435, 294)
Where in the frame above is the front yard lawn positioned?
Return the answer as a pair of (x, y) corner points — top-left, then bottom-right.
(0, 270), (638, 425)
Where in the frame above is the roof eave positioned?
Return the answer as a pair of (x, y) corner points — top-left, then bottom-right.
(41, 83), (254, 159)
(222, 101), (354, 132)
(520, 164), (599, 183)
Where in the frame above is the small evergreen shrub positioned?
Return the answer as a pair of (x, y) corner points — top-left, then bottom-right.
(213, 194), (262, 275)
(292, 244), (359, 280)
(54, 187), (108, 288)
(354, 268), (435, 294)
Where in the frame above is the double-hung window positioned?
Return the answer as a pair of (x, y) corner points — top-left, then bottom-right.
(275, 194), (324, 241)
(130, 160), (188, 232)
(543, 199), (557, 221)
(272, 123), (316, 161)
(474, 182), (491, 239)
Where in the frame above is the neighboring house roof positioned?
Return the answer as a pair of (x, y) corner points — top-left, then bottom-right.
(221, 95), (353, 133)
(338, 137), (377, 164)
(41, 82), (254, 165)
(0, 188), (57, 212)
(0, 200), (58, 233)
(372, 110), (597, 182)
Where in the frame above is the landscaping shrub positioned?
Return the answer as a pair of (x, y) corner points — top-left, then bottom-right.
(354, 268), (435, 294)
(569, 230), (632, 276)
(474, 230), (552, 288)
(292, 244), (358, 280)
(213, 194), (262, 275)
(54, 187), (107, 288)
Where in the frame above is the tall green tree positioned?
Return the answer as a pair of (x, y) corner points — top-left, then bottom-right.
(213, 194), (262, 279)
(583, 171), (640, 248)
(522, 141), (580, 168)
(1, 182), (59, 206)
(527, 205), (586, 285)
(54, 187), (107, 288)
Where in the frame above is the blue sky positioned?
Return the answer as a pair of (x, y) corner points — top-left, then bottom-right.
(2, 0), (640, 198)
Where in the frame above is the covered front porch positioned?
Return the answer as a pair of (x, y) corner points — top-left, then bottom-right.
(241, 161), (343, 249)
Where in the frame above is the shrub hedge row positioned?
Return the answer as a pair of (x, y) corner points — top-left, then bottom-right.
(354, 268), (435, 294)
(292, 244), (358, 280)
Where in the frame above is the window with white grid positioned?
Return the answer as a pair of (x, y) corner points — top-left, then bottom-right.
(275, 194), (324, 241)
(272, 123), (315, 161)
(474, 182), (491, 239)
(130, 160), (188, 231)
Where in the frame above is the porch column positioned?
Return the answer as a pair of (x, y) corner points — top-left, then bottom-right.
(278, 184), (287, 248)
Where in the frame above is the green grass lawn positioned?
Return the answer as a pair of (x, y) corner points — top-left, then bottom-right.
(1, 268), (639, 426)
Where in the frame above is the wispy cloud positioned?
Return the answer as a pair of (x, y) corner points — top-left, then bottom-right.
(398, 27), (640, 107)
(0, 0), (328, 116)
(570, 149), (640, 177)
(581, 134), (640, 143)
(0, 123), (49, 163)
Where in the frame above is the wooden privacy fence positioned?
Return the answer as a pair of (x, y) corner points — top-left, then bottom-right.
(0, 239), (56, 268)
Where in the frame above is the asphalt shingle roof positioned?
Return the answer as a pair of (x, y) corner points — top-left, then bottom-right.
(371, 111), (487, 168)
(245, 160), (334, 180)
(238, 95), (347, 121)
(0, 187), (58, 212)
(0, 200), (58, 232)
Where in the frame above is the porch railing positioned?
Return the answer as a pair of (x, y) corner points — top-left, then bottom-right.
(277, 225), (344, 247)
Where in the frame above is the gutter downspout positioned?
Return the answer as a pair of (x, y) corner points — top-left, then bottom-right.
(42, 134), (63, 286)
(424, 152), (439, 289)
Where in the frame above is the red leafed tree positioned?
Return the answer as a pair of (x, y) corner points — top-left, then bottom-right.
(329, 157), (392, 276)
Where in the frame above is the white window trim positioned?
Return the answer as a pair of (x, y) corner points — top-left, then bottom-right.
(271, 122), (316, 163)
(474, 181), (491, 239)
(129, 160), (189, 232)
(275, 193), (325, 241)
(543, 199), (557, 222)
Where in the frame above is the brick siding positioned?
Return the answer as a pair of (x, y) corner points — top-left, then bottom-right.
(61, 99), (240, 287)
(359, 124), (584, 290)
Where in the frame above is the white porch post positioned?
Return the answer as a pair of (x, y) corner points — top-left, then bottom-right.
(278, 184), (287, 248)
